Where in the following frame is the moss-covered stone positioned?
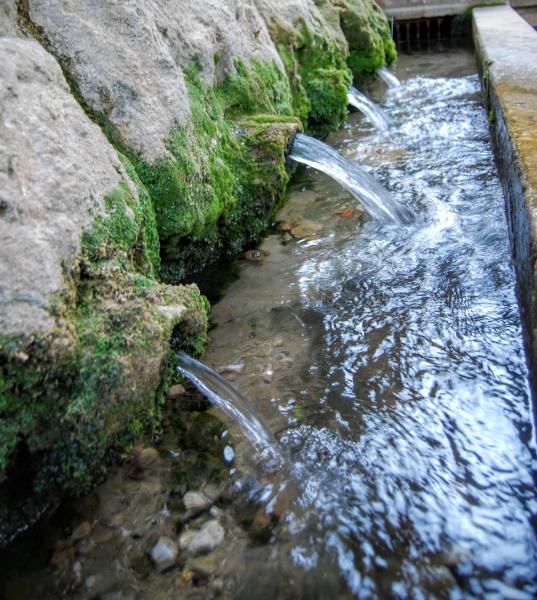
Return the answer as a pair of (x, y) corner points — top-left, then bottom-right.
(0, 171), (209, 545)
(129, 63), (300, 282)
(336, 0), (397, 83)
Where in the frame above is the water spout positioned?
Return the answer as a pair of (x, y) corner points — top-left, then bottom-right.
(379, 66), (401, 88)
(288, 133), (413, 225)
(348, 86), (390, 132)
(176, 353), (282, 463)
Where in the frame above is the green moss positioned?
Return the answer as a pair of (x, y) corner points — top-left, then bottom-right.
(82, 154), (161, 278)
(276, 27), (352, 137)
(130, 62), (298, 282)
(338, 0), (397, 83)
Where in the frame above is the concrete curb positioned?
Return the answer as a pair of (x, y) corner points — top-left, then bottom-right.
(473, 6), (537, 383)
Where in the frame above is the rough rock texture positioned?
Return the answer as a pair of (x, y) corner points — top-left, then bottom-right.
(0, 0), (394, 545)
(0, 37), (124, 338)
(0, 35), (208, 546)
(19, 0), (394, 280)
(473, 7), (537, 376)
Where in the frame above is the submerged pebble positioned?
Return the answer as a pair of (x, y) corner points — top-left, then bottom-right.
(150, 536), (178, 572)
(182, 520), (225, 556)
(183, 491), (212, 512)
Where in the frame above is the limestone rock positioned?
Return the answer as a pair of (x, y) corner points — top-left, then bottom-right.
(184, 520), (225, 556)
(0, 36), (124, 339)
(167, 384), (186, 401)
(150, 536), (179, 572)
(183, 491), (212, 512)
(25, 0), (281, 163)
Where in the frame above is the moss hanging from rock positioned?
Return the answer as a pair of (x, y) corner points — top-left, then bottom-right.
(336, 0), (396, 83)
(130, 62), (300, 283)
(0, 164), (209, 545)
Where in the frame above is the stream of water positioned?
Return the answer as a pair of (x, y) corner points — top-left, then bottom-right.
(347, 86), (391, 132)
(197, 48), (537, 598)
(289, 133), (413, 225)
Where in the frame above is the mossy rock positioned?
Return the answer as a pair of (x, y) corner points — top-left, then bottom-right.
(0, 169), (209, 547)
(337, 0), (397, 83)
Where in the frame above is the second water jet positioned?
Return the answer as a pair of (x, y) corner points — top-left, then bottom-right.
(288, 133), (414, 225)
(348, 86), (390, 132)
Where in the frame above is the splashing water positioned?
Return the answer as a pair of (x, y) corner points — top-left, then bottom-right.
(176, 352), (282, 465)
(198, 50), (537, 598)
(379, 66), (401, 88)
(348, 86), (390, 132)
(289, 133), (414, 225)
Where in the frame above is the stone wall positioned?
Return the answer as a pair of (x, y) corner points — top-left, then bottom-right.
(0, 0), (395, 545)
(473, 6), (537, 385)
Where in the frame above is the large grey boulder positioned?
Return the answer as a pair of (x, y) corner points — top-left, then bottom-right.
(25, 0), (282, 163)
(0, 36), (126, 339)
(0, 34), (208, 546)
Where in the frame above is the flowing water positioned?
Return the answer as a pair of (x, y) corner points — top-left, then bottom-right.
(347, 86), (390, 132)
(289, 133), (414, 225)
(379, 66), (401, 88)
(196, 48), (537, 598)
(176, 353), (281, 464)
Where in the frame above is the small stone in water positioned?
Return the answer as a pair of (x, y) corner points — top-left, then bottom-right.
(223, 446), (234, 463)
(150, 536), (178, 572)
(71, 520), (92, 541)
(290, 220), (321, 239)
(50, 543), (75, 570)
(167, 384), (186, 400)
(243, 249), (269, 261)
(185, 520), (225, 556)
(216, 363), (245, 375)
(183, 491), (212, 512)
(179, 529), (198, 550)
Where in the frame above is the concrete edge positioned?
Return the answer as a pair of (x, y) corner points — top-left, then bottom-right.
(472, 5), (537, 385)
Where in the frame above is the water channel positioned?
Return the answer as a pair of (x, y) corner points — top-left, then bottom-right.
(195, 47), (537, 598)
(2, 46), (537, 600)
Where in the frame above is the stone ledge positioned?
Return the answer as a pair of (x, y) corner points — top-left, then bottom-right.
(473, 6), (537, 373)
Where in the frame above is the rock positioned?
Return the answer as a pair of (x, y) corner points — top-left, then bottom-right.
(187, 553), (221, 582)
(50, 543), (75, 571)
(167, 384), (186, 401)
(183, 491), (212, 512)
(150, 536), (179, 572)
(72, 560), (83, 581)
(179, 529), (198, 550)
(71, 520), (92, 542)
(277, 220), (294, 233)
(184, 520), (225, 556)
(25, 0), (282, 163)
(176, 568), (195, 588)
(211, 577), (225, 594)
(0, 37), (123, 340)
(243, 249), (269, 261)
(209, 506), (224, 520)
(0, 35), (209, 545)
(122, 447), (160, 479)
(216, 363), (245, 375)
(250, 510), (273, 544)
(290, 220), (322, 240)
(85, 575), (97, 590)
(223, 446), (235, 463)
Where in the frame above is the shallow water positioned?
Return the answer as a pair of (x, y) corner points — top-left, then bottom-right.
(200, 48), (537, 598)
